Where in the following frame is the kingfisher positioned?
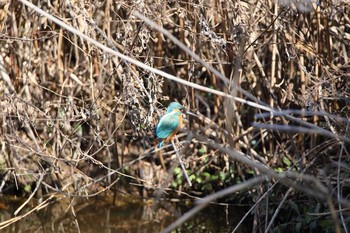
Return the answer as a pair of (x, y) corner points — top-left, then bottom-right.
(156, 102), (195, 147)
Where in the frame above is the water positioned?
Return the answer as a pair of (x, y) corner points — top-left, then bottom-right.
(0, 195), (251, 233)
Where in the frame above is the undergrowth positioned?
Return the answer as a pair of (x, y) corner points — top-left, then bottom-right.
(0, 0), (349, 232)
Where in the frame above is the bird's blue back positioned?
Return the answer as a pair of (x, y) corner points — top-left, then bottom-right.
(156, 110), (182, 139)
(156, 102), (185, 147)
(156, 110), (183, 147)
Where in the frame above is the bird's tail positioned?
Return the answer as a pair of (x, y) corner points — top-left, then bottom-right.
(158, 141), (163, 148)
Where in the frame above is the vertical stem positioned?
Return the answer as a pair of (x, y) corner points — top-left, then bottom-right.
(171, 140), (192, 187)
(269, 0), (278, 157)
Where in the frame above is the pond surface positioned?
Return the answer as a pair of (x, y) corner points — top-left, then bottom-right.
(0, 195), (251, 233)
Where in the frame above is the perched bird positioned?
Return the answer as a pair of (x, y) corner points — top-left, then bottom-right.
(165, 102), (185, 114)
(156, 102), (194, 147)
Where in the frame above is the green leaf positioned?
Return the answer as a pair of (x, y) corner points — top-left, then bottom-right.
(283, 156), (292, 167)
(199, 145), (207, 154)
(202, 172), (211, 180)
(202, 183), (213, 192)
(174, 167), (181, 175)
(210, 175), (219, 181)
(24, 185), (31, 193)
(171, 181), (178, 188)
(289, 201), (300, 215)
(246, 169), (255, 175)
(219, 172), (226, 181)
(275, 167), (283, 173)
(189, 174), (196, 181)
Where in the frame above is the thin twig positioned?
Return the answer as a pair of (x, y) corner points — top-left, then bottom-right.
(161, 175), (266, 233)
(0, 194), (56, 229)
(232, 182), (279, 233)
(14, 173), (44, 216)
(264, 187), (293, 233)
(171, 140), (192, 187)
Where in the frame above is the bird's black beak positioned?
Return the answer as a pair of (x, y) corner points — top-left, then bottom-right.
(183, 109), (198, 117)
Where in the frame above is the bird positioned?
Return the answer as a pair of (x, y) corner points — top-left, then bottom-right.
(155, 102), (194, 148)
(155, 102), (196, 186)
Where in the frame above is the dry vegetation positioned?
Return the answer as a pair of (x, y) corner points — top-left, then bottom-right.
(0, 0), (349, 231)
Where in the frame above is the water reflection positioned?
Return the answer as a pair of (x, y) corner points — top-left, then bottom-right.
(0, 195), (250, 233)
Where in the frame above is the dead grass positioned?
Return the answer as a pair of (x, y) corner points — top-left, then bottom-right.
(0, 0), (349, 231)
